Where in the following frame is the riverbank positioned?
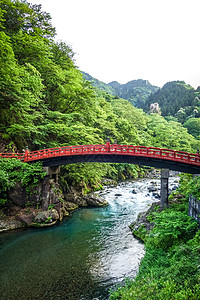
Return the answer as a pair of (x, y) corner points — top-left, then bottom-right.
(0, 170), (178, 233)
(110, 185), (200, 299)
(0, 176), (157, 300)
(0, 178), (116, 233)
(1, 174), (191, 300)
(0, 192), (108, 233)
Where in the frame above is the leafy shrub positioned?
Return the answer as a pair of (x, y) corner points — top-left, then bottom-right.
(110, 201), (199, 299)
(0, 158), (46, 206)
(110, 276), (200, 299)
(178, 174), (200, 200)
(147, 211), (198, 250)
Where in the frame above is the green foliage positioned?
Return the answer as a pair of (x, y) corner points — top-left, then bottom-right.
(185, 176), (200, 200)
(0, 0), (199, 189)
(147, 211), (198, 250)
(131, 224), (148, 241)
(82, 76), (159, 109)
(183, 117), (200, 140)
(145, 81), (200, 122)
(59, 163), (116, 194)
(110, 178), (200, 299)
(146, 114), (198, 152)
(108, 79), (159, 109)
(110, 276), (200, 300)
(178, 174), (200, 200)
(82, 71), (116, 96)
(0, 158), (45, 206)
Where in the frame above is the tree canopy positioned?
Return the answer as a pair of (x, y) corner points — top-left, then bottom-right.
(145, 81), (200, 122)
(0, 0), (199, 189)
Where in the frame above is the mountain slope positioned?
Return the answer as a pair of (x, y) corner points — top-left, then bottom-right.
(82, 72), (159, 109)
(82, 71), (116, 96)
(108, 79), (159, 108)
(145, 81), (200, 122)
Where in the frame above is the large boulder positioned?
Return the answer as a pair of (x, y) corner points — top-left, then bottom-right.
(101, 179), (117, 187)
(0, 217), (24, 233)
(34, 209), (59, 225)
(17, 213), (35, 225)
(83, 193), (108, 207)
(41, 179), (63, 211)
(49, 209), (60, 221)
(148, 186), (158, 193)
(8, 182), (28, 207)
(64, 192), (87, 207)
(34, 211), (50, 223)
(63, 201), (79, 211)
(7, 177), (64, 213)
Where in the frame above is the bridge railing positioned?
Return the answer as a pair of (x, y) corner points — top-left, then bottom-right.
(0, 153), (24, 160)
(0, 144), (200, 166)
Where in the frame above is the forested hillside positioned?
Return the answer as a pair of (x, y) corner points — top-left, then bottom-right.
(0, 2), (199, 298)
(0, 0), (199, 191)
(108, 79), (159, 109)
(83, 74), (200, 142)
(145, 81), (200, 120)
(82, 72), (159, 109)
(81, 71), (116, 96)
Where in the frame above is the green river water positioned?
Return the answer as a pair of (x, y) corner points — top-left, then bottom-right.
(0, 177), (178, 300)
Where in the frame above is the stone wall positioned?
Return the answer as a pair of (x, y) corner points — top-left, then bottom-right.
(189, 195), (200, 225)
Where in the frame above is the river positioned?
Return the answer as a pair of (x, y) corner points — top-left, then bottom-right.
(0, 176), (178, 300)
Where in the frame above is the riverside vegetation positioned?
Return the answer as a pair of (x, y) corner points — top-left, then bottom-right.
(110, 174), (200, 299)
(0, 1), (200, 299)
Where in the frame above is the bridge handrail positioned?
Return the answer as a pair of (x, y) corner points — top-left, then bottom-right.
(0, 144), (199, 166)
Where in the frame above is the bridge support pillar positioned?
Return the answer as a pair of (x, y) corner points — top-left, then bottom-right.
(161, 169), (169, 208)
(43, 166), (60, 183)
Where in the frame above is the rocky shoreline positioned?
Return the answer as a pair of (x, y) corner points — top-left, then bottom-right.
(0, 178), (115, 233)
(129, 190), (183, 242)
(0, 171), (179, 233)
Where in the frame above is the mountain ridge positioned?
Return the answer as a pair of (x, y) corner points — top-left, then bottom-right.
(82, 71), (159, 109)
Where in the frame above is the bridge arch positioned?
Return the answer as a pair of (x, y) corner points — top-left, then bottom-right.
(1, 143), (200, 174)
(29, 143), (200, 174)
(1, 143), (200, 209)
(41, 152), (200, 174)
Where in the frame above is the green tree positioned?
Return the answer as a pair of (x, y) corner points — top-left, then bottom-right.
(183, 118), (200, 140)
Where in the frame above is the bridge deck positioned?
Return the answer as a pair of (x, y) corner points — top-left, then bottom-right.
(1, 144), (200, 173)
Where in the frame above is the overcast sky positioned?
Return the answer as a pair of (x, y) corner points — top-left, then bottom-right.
(30, 0), (200, 88)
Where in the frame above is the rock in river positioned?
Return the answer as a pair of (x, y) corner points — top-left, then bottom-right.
(83, 193), (108, 207)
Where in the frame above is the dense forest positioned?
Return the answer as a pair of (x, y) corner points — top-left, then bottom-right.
(84, 75), (200, 141)
(1, 0), (199, 195)
(82, 72), (159, 109)
(146, 81), (200, 119)
(0, 1), (200, 299)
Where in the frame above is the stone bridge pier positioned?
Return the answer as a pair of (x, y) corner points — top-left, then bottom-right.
(160, 169), (169, 208)
(160, 170), (200, 225)
(43, 166), (60, 183)
(42, 166), (171, 208)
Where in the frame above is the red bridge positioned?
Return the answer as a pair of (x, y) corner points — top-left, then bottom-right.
(1, 142), (200, 174)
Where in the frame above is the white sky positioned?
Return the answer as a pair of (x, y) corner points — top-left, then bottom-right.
(30, 0), (200, 88)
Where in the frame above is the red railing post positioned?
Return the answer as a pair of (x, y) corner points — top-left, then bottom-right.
(106, 138), (110, 152)
(24, 146), (29, 162)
